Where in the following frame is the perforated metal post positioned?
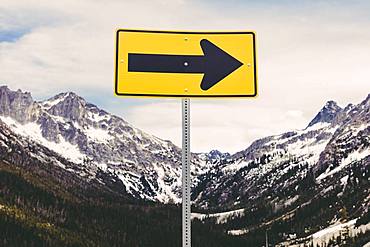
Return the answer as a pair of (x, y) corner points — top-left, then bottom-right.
(182, 98), (191, 247)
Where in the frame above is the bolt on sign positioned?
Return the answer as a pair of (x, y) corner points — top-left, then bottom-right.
(115, 29), (257, 98)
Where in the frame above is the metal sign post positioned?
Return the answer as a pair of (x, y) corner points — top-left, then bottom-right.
(182, 98), (191, 247)
(114, 28), (258, 247)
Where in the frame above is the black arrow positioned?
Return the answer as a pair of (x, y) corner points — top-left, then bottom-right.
(128, 39), (243, 91)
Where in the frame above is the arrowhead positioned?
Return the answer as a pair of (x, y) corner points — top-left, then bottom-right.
(200, 39), (243, 91)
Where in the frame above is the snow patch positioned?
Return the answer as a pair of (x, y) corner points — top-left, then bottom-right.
(340, 175), (349, 186)
(87, 111), (110, 122)
(348, 123), (369, 136)
(0, 116), (85, 163)
(312, 219), (357, 239)
(84, 126), (113, 144)
(152, 163), (181, 203)
(317, 149), (370, 180)
(227, 229), (248, 236)
(192, 208), (245, 224)
(304, 122), (331, 131)
(96, 163), (108, 171)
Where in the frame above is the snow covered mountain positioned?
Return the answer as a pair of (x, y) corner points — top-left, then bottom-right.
(192, 95), (369, 209)
(0, 85), (369, 209)
(0, 85), (369, 245)
(189, 94), (369, 246)
(0, 86), (211, 203)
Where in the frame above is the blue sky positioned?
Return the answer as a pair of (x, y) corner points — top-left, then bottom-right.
(1, 0), (370, 152)
(0, 29), (29, 42)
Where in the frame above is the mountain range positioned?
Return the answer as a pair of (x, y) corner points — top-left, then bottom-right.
(0, 85), (369, 247)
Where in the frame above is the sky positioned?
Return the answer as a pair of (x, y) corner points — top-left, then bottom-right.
(1, 0), (370, 153)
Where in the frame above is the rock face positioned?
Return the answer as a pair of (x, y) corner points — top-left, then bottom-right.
(316, 94), (370, 175)
(0, 86), (40, 123)
(307, 100), (343, 127)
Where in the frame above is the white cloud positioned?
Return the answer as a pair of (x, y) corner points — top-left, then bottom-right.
(126, 100), (308, 153)
(1, 0), (370, 152)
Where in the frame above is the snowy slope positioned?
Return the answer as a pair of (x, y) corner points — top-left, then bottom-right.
(193, 95), (369, 210)
(192, 208), (245, 224)
(276, 219), (370, 247)
(0, 85), (369, 211)
(0, 86), (212, 203)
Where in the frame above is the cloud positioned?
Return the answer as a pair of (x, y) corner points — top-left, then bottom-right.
(1, 0), (370, 152)
(126, 100), (309, 153)
(0, 0), (198, 97)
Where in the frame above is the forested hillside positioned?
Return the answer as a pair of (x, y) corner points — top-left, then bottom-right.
(0, 160), (247, 247)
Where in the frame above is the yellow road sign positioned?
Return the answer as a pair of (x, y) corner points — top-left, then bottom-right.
(115, 29), (257, 98)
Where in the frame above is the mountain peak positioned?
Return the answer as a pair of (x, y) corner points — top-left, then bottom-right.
(42, 91), (84, 106)
(307, 100), (342, 128)
(0, 86), (37, 123)
(54, 91), (77, 98)
(40, 92), (88, 122)
(41, 91), (87, 113)
(363, 93), (370, 104)
(206, 149), (230, 161)
(324, 100), (339, 109)
(0, 85), (31, 96)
